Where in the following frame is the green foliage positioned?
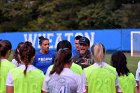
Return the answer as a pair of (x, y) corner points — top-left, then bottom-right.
(77, 3), (115, 29)
(112, 4), (140, 28)
(0, 0), (140, 32)
(37, 0), (81, 30)
(0, 0), (43, 31)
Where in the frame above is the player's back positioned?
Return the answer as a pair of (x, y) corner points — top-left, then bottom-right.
(47, 74), (78, 93)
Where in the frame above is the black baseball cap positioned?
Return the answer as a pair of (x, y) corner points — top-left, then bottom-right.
(79, 37), (90, 46)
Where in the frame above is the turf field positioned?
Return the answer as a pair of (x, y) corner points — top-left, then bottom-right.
(9, 52), (140, 76)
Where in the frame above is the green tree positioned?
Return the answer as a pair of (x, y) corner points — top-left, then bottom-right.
(0, 0), (44, 31)
(34, 0), (82, 30)
(112, 3), (140, 28)
(77, 3), (117, 29)
(0, 0), (140, 32)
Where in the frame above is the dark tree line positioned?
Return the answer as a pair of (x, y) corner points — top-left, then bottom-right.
(0, 0), (140, 32)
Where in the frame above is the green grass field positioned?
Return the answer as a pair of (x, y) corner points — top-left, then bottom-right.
(105, 53), (140, 76)
(9, 52), (140, 76)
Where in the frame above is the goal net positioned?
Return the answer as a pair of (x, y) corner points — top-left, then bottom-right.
(131, 31), (140, 56)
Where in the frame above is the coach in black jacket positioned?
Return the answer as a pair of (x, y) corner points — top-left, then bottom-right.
(72, 37), (93, 69)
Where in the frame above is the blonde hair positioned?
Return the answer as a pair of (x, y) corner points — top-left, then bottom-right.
(91, 43), (105, 62)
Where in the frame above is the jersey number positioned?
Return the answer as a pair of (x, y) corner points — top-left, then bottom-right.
(58, 86), (66, 93)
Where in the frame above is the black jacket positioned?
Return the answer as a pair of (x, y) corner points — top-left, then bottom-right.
(72, 50), (93, 69)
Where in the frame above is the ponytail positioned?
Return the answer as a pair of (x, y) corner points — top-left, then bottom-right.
(91, 43), (105, 62)
(14, 42), (24, 64)
(19, 41), (35, 76)
(23, 48), (30, 76)
(50, 48), (72, 75)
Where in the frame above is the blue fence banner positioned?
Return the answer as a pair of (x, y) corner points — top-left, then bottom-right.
(0, 28), (140, 51)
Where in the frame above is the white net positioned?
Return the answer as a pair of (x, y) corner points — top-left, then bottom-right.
(131, 31), (140, 56)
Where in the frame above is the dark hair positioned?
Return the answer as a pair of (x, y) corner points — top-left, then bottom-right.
(0, 40), (12, 57)
(111, 51), (130, 76)
(74, 35), (82, 40)
(19, 41), (35, 76)
(39, 36), (49, 45)
(50, 48), (72, 75)
(56, 40), (72, 51)
(0, 40), (12, 66)
(14, 42), (24, 64)
(0, 40), (12, 50)
(0, 43), (11, 57)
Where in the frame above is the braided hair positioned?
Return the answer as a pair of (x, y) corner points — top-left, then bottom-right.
(19, 41), (35, 76)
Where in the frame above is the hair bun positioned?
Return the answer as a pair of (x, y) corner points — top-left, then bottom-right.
(39, 36), (44, 40)
(24, 41), (32, 46)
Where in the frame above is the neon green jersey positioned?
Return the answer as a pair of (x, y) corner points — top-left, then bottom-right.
(0, 59), (15, 93)
(10, 67), (44, 93)
(48, 63), (82, 75)
(70, 63), (82, 75)
(118, 73), (135, 93)
(84, 65), (116, 93)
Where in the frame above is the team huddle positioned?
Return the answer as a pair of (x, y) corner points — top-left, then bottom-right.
(0, 35), (139, 93)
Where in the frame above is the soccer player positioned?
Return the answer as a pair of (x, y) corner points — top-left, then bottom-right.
(111, 51), (136, 93)
(42, 48), (83, 93)
(46, 40), (83, 75)
(136, 61), (140, 93)
(32, 36), (55, 74)
(83, 43), (121, 93)
(6, 41), (44, 93)
(0, 40), (15, 93)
